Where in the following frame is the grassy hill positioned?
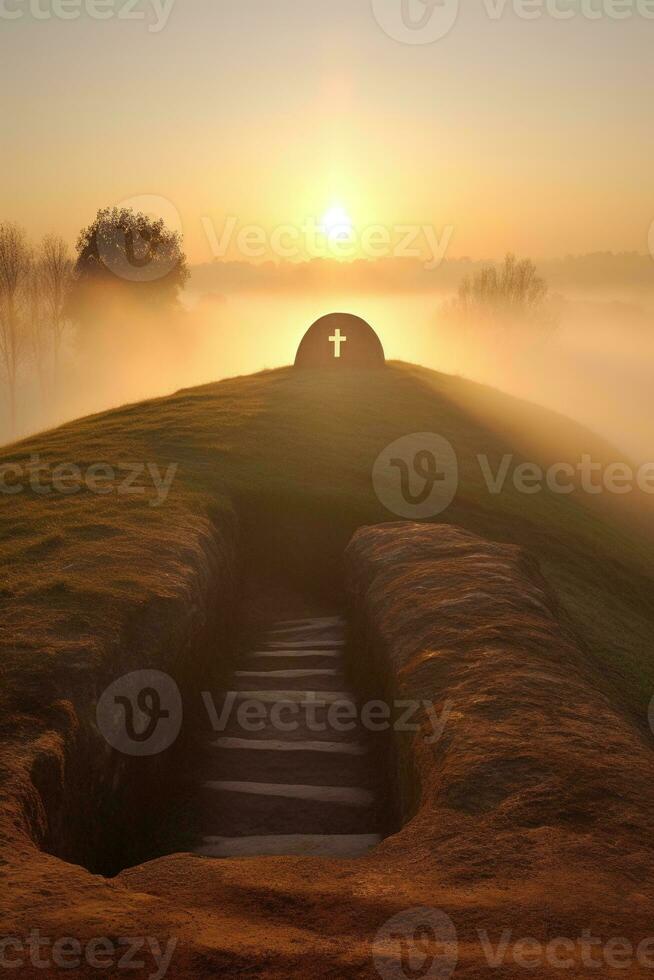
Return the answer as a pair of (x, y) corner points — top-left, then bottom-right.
(2, 360), (653, 738)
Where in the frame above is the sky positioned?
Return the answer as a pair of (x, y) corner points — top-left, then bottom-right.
(1, 0), (653, 265)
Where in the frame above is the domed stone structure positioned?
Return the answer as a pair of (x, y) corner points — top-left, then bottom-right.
(294, 313), (385, 370)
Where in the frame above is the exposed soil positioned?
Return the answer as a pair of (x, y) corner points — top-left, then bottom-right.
(3, 523), (654, 978)
(2, 363), (654, 977)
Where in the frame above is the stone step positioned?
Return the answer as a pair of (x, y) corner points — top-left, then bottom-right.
(228, 690), (355, 703)
(269, 620), (344, 633)
(272, 616), (345, 629)
(267, 632), (345, 646)
(194, 833), (381, 859)
(246, 653), (343, 673)
(211, 737), (368, 755)
(201, 745), (376, 788)
(235, 669), (340, 679)
(213, 685), (363, 743)
(218, 712), (368, 743)
(249, 649), (342, 658)
(204, 780), (374, 806)
(248, 652), (343, 669)
(267, 640), (346, 650)
(196, 785), (378, 836)
(232, 671), (346, 692)
(187, 611), (381, 851)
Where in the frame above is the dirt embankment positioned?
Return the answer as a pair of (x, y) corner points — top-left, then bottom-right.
(2, 522), (654, 978)
(346, 523), (654, 874)
(0, 511), (238, 875)
(343, 523), (654, 974)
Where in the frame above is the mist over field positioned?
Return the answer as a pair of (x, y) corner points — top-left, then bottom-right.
(3, 253), (653, 466)
(4, 0), (654, 964)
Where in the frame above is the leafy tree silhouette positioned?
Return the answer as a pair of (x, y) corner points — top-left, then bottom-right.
(69, 207), (189, 327)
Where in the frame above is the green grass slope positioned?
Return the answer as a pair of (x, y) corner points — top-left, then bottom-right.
(2, 361), (653, 731)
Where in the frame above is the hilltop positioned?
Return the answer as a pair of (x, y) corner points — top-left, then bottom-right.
(2, 362), (654, 976)
(2, 361), (653, 727)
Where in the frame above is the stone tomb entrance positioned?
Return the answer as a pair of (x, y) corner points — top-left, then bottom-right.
(294, 313), (385, 369)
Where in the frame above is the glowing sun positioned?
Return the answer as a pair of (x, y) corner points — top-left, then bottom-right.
(320, 205), (354, 242)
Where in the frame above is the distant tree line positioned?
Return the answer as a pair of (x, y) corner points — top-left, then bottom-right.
(1, 219), (553, 440)
(0, 207), (188, 438)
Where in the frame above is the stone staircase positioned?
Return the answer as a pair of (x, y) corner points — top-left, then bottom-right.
(192, 615), (383, 858)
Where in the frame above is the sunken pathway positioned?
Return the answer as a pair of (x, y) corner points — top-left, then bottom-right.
(193, 616), (383, 858)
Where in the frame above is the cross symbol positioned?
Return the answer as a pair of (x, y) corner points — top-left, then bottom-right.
(329, 328), (347, 359)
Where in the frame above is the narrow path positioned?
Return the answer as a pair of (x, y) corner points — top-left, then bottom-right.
(192, 615), (383, 859)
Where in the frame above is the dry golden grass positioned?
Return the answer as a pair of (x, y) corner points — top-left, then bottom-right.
(1, 362), (654, 977)
(2, 361), (652, 737)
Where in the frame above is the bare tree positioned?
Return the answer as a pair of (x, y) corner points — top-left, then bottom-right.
(446, 253), (555, 331)
(0, 223), (30, 435)
(41, 234), (73, 394)
(26, 252), (50, 412)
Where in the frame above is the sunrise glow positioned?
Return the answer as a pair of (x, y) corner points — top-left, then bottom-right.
(319, 205), (354, 244)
